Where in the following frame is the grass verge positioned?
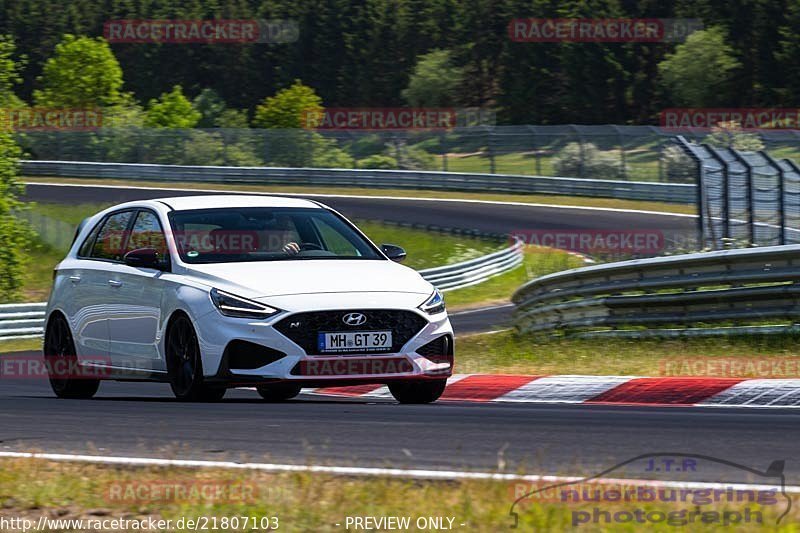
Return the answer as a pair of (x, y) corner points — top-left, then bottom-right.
(456, 330), (800, 377)
(0, 458), (791, 532)
(23, 176), (696, 215)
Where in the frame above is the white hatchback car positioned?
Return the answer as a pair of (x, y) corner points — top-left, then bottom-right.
(44, 195), (454, 403)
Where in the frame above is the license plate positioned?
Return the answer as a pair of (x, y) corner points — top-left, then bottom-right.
(317, 331), (393, 353)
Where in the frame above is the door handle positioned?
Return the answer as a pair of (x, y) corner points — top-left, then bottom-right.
(69, 275), (81, 283)
(108, 279), (123, 288)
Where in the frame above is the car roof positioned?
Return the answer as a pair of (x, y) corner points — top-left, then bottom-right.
(157, 195), (323, 211)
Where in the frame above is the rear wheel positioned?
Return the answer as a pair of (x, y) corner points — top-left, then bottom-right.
(166, 314), (226, 402)
(388, 379), (447, 404)
(257, 383), (302, 402)
(44, 314), (100, 399)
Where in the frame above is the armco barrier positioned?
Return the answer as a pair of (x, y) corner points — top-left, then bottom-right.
(20, 160), (696, 203)
(512, 244), (800, 337)
(0, 303), (47, 341)
(0, 241), (523, 341)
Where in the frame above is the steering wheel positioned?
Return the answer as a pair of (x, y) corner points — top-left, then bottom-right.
(298, 242), (323, 251)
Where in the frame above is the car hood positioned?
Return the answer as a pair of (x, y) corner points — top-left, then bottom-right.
(182, 259), (433, 299)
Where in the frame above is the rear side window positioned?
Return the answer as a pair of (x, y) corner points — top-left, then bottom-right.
(90, 211), (134, 261)
(77, 220), (102, 257)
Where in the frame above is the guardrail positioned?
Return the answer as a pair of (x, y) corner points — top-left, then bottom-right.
(0, 241), (524, 341)
(419, 238), (524, 291)
(21, 160), (696, 203)
(0, 303), (47, 341)
(512, 244), (800, 337)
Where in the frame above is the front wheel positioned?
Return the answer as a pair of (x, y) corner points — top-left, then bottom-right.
(166, 314), (226, 402)
(257, 383), (302, 402)
(388, 379), (447, 404)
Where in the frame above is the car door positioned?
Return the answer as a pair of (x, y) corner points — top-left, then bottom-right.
(63, 210), (136, 362)
(105, 209), (169, 373)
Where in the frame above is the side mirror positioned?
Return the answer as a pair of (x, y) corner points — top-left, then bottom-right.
(124, 248), (163, 270)
(381, 244), (407, 263)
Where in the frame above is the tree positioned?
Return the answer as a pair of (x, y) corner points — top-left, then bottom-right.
(0, 130), (29, 300)
(401, 49), (463, 107)
(658, 27), (741, 107)
(33, 35), (124, 108)
(0, 35), (25, 107)
(144, 85), (200, 128)
(193, 88), (227, 128)
(252, 80), (323, 129)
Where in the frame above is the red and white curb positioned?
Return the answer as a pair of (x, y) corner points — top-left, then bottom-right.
(309, 374), (800, 408)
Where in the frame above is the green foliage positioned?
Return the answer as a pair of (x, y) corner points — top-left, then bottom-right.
(658, 27), (741, 107)
(357, 154), (398, 169)
(0, 131), (29, 300)
(215, 109), (249, 128)
(253, 80), (322, 129)
(0, 35), (24, 107)
(144, 85), (200, 129)
(661, 145), (697, 184)
(553, 142), (625, 180)
(402, 49), (464, 107)
(310, 135), (354, 168)
(192, 88), (227, 128)
(704, 121), (765, 151)
(33, 35), (123, 108)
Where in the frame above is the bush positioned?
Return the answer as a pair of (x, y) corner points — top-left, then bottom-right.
(0, 131), (30, 301)
(357, 155), (398, 169)
(661, 144), (697, 183)
(310, 134), (354, 168)
(704, 121), (764, 151)
(389, 141), (437, 170)
(553, 142), (625, 179)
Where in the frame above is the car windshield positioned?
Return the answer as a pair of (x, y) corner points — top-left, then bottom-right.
(168, 207), (383, 264)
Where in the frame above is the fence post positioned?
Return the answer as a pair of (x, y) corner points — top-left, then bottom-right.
(612, 124), (627, 180)
(760, 150), (787, 245)
(487, 127), (496, 174)
(705, 146), (731, 241)
(727, 147), (755, 246)
(674, 136), (706, 250)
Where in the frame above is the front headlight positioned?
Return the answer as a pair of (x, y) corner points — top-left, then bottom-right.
(210, 288), (281, 319)
(419, 288), (446, 315)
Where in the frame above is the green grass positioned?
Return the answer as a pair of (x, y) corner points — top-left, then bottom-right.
(23, 176), (696, 214)
(456, 329), (800, 376)
(0, 459), (792, 532)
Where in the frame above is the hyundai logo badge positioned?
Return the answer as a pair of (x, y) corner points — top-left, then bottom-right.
(342, 312), (367, 326)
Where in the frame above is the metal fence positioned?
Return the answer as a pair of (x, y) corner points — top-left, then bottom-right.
(21, 160), (696, 203)
(0, 303), (46, 340)
(419, 238), (523, 291)
(512, 244), (800, 338)
(16, 125), (800, 183)
(676, 137), (800, 249)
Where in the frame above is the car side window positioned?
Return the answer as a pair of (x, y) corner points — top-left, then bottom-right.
(90, 211), (134, 261)
(77, 220), (103, 257)
(125, 210), (168, 259)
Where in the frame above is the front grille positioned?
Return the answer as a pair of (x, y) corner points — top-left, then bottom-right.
(275, 309), (428, 355)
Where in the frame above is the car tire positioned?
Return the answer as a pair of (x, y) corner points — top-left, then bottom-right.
(44, 314), (100, 399)
(257, 383), (302, 402)
(388, 379), (447, 404)
(166, 314), (226, 402)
